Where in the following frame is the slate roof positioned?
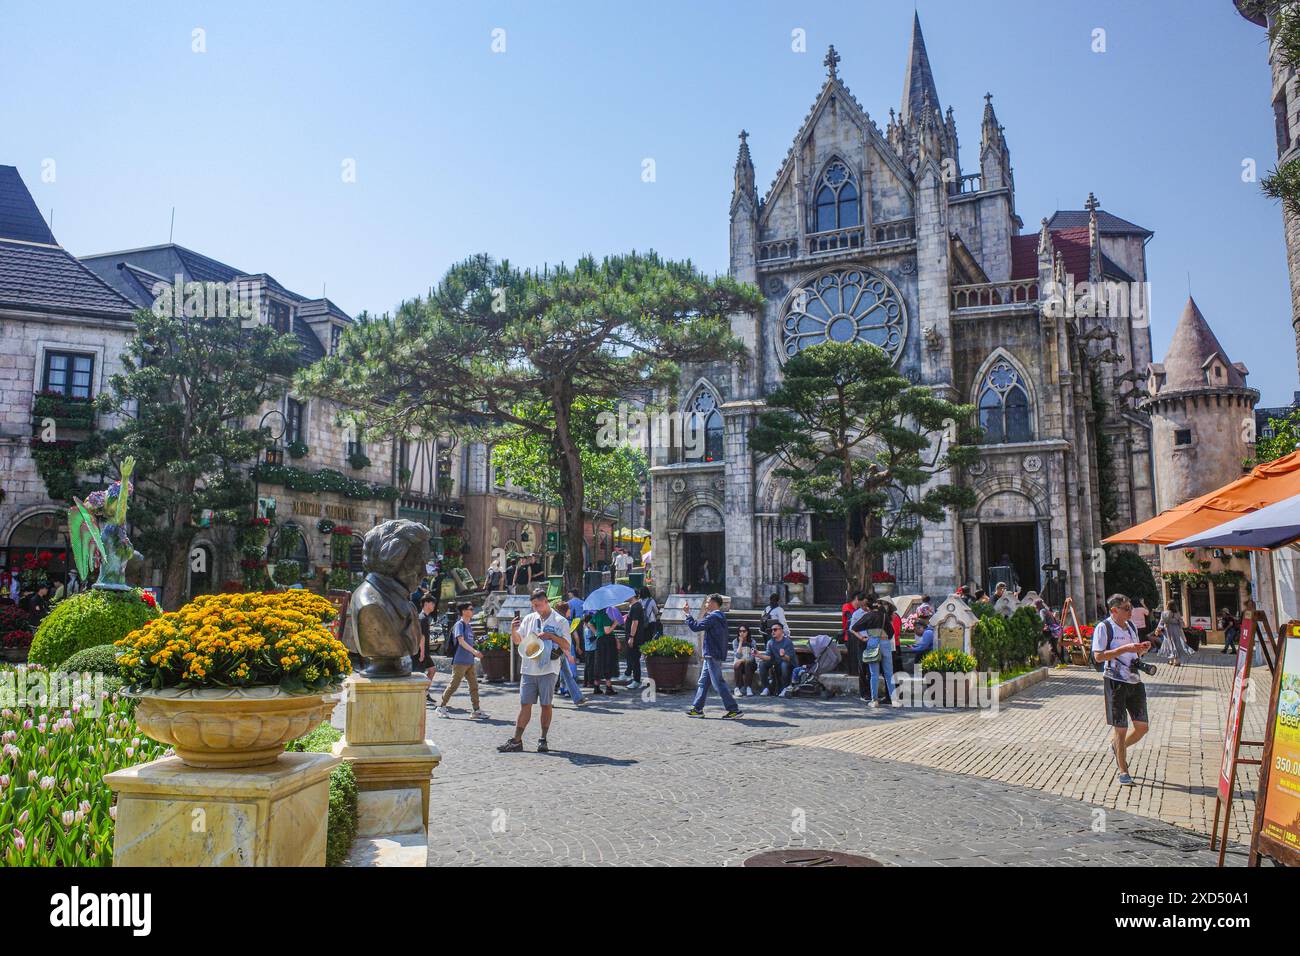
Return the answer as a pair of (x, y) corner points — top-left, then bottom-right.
(900, 12), (942, 123)
(0, 165), (135, 319)
(0, 166), (57, 245)
(1155, 297), (1248, 391)
(1046, 209), (1152, 238)
(80, 242), (347, 368)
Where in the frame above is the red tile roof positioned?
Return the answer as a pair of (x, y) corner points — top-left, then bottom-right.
(1010, 227), (1093, 282)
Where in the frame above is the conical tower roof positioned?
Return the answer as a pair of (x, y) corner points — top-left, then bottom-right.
(1158, 297), (1247, 391)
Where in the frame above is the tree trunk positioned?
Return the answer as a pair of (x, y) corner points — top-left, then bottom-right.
(552, 391), (586, 594)
(162, 486), (195, 608)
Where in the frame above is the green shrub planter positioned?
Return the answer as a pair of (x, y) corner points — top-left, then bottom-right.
(28, 589), (160, 669)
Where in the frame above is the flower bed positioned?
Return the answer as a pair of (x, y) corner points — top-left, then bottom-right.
(0, 664), (169, 866)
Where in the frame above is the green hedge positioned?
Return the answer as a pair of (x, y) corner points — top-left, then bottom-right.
(973, 607), (1043, 672)
(61, 644), (121, 676)
(287, 723), (357, 867)
(28, 589), (160, 669)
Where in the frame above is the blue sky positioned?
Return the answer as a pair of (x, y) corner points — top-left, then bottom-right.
(2, 0), (1295, 402)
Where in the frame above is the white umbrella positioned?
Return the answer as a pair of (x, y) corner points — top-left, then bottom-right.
(1166, 492), (1300, 551)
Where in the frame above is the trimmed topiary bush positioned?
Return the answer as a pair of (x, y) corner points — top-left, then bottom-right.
(61, 643), (121, 676)
(1103, 547), (1160, 611)
(28, 589), (160, 669)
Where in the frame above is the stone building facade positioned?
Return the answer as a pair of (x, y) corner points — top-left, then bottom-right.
(80, 243), (412, 600)
(1238, 1), (1300, 379)
(0, 165), (139, 590)
(650, 17), (1157, 612)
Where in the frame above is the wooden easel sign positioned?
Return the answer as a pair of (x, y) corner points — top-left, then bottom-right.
(1249, 621), (1300, 866)
(1211, 612), (1262, 866)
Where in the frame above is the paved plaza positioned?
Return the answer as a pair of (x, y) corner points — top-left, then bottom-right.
(354, 649), (1270, 867)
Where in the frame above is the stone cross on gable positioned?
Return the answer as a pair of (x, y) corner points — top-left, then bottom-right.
(739, 129), (748, 145)
(1084, 192), (1100, 212)
(824, 45), (841, 78)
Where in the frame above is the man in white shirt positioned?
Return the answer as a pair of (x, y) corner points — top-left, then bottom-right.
(499, 587), (571, 754)
(1092, 593), (1153, 786)
(613, 548), (632, 578)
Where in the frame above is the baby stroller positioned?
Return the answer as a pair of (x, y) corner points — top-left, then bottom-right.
(785, 634), (843, 699)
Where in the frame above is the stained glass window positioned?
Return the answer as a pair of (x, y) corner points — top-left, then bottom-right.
(687, 388), (724, 462)
(977, 360), (1032, 444)
(780, 269), (907, 364)
(813, 161), (860, 232)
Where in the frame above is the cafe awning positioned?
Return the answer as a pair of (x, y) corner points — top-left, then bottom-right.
(1165, 492), (1300, 551)
(1103, 450), (1300, 546)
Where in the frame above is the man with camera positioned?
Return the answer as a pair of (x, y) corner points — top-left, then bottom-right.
(1092, 593), (1154, 786)
(498, 587), (571, 754)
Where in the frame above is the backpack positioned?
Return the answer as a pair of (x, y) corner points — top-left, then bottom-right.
(1093, 618), (1135, 675)
(443, 619), (464, 657)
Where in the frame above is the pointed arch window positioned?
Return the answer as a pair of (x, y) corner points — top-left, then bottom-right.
(813, 161), (861, 232)
(686, 387), (725, 463)
(977, 361), (1033, 444)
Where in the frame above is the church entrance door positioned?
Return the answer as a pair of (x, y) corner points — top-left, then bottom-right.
(812, 516), (848, 606)
(683, 533), (724, 593)
(980, 523), (1039, 594)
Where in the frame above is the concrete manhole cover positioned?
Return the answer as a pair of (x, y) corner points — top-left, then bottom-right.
(743, 850), (883, 867)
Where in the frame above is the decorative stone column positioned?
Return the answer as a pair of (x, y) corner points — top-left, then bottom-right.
(332, 673), (441, 866)
(105, 751), (339, 867)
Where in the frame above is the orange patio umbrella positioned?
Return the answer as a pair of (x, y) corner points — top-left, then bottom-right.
(1102, 450), (1300, 546)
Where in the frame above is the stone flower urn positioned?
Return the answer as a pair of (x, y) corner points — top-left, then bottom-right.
(130, 686), (340, 769)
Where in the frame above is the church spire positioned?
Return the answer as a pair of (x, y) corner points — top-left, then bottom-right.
(733, 129), (755, 201)
(901, 12), (941, 125)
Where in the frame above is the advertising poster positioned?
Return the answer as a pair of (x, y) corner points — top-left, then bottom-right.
(1218, 615), (1256, 803)
(1260, 636), (1300, 851)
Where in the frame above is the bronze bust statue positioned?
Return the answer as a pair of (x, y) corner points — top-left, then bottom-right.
(347, 519), (432, 678)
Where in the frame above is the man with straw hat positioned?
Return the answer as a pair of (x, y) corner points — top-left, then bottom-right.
(499, 587), (571, 753)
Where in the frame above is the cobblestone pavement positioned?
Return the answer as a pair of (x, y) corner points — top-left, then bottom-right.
(382, 666), (1233, 866)
(789, 650), (1270, 847)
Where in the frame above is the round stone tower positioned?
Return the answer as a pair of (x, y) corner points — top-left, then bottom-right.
(1140, 297), (1259, 513)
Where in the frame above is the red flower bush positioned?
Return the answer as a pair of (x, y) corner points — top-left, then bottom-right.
(782, 571), (809, 584)
(1062, 624), (1095, 640)
(871, 571), (896, 583)
(1, 629), (32, 649)
(0, 604), (30, 632)
(139, 590), (157, 609)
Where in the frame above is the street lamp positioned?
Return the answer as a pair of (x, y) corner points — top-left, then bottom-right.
(253, 409), (288, 516)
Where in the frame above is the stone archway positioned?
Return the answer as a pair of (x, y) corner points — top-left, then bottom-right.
(681, 504), (724, 592)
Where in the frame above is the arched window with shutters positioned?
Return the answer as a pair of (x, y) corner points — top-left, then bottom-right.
(812, 160), (861, 233)
(975, 356), (1034, 444)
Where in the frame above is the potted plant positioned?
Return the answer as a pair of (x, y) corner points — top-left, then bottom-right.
(640, 635), (695, 691)
(114, 590), (350, 768)
(783, 570), (809, 605)
(871, 570), (897, 597)
(1, 629), (31, 663)
(272, 559), (303, 588)
(918, 649), (978, 707)
(478, 631), (512, 682)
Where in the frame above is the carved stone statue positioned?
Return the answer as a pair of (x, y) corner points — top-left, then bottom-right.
(347, 519), (432, 678)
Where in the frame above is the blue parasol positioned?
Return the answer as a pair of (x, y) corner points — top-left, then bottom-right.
(583, 583), (636, 610)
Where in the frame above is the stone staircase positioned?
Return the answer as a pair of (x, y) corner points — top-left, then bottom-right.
(727, 605), (844, 642)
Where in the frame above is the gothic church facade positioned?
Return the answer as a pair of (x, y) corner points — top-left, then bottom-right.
(649, 16), (1157, 611)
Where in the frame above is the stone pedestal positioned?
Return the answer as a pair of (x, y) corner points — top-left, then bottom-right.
(333, 673), (440, 865)
(104, 751), (339, 867)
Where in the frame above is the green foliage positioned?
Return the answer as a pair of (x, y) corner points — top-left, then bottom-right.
(1007, 606), (1043, 668)
(297, 252), (761, 588)
(83, 306), (300, 596)
(253, 462), (400, 501)
(1090, 368), (1119, 532)
(271, 559), (303, 587)
(1253, 407), (1300, 464)
(640, 636), (696, 658)
(478, 631), (511, 651)
(326, 566), (356, 591)
(287, 439), (309, 459)
(918, 649), (977, 673)
(1103, 548), (1159, 609)
(28, 589), (160, 669)
(61, 644), (121, 676)
(0, 675), (168, 865)
(287, 723), (356, 867)
(286, 722), (342, 753)
(749, 340), (977, 595)
(970, 614), (1007, 671)
(970, 600), (998, 620)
